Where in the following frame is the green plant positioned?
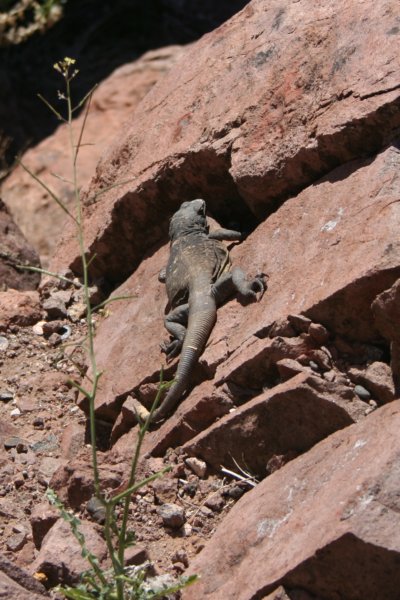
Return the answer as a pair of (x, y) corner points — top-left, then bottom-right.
(21, 57), (196, 599)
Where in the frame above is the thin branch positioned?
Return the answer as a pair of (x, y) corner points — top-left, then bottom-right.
(15, 264), (81, 287)
(111, 467), (171, 504)
(92, 295), (136, 312)
(220, 466), (258, 487)
(87, 177), (138, 204)
(50, 171), (74, 184)
(72, 83), (98, 113)
(74, 86), (96, 165)
(86, 253), (97, 269)
(17, 159), (77, 223)
(37, 93), (66, 122)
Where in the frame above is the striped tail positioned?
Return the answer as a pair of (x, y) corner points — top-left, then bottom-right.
(152, 288), (217, 422)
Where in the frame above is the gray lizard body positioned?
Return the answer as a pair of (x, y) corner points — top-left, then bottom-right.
(147, 199), (266, 423)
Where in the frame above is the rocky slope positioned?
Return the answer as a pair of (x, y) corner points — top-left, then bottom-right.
(1, 0), (400, 598)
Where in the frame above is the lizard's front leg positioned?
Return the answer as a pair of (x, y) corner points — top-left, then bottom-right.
(161, 303), (189, 360)
(208, 228), (242, 241)
(212, 269), (267, 305)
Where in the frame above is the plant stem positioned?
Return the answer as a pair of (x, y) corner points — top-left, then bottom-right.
(117, 376), (166, 571)
(66, 73), (101, 497)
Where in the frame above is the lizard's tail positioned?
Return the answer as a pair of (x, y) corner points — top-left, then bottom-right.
(152, 290), (217, 422)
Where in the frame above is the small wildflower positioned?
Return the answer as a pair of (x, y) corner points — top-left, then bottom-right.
(53, 57), (78, 80)
(57, 90), (66, 100)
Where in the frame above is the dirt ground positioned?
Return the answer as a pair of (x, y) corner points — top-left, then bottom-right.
(0, 316), (248, 594)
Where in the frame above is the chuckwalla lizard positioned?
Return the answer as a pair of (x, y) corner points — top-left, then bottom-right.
(147, 199), (266, 423)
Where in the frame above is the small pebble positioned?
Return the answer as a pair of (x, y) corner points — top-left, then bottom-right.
(4, 436), (24, 450)
(185, 457), (207, 478)
(204, 494), (225, 512)
(10, 407), (21, 417)
(87, 496), (106, 525)
(171, 549), (189, 567)
(309, 360), (319, 372)
(354, 384), (371, 401)
(33, 417), (45, 430)
(0, 390), (14, 402)
(6, 532), (27, 552)
(0, 336), (9, 351)
(308, 323), (329, 344)
(32, 321), (45, 336)
(158, 503), (186, 529)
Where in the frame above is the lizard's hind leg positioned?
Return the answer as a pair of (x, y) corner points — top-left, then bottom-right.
(161, 303), (189, 360)
(231, 267), (267, 300)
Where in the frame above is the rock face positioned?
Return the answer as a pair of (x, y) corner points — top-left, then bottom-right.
(182, 373), (362, 478)
(48, 0), (400, 285)
(2, 47), (185, 263)
(0, 199), (40, 290)
(0, 290), (42, 329)
(0, 554), (48, 599)
(2, 0), (400, 595)
(30, 519), (107, 586)
(183, 401), (400, 600)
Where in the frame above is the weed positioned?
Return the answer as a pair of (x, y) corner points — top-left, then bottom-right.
(21, 57), (197, 599)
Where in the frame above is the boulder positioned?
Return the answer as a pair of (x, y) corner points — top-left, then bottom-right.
(0, 554), (48, 599)
(113, 381), (233, 459)
(1, 47), (185, 263)
(0, 290), (42, 330)
(0, 199), (40, 290)
(30, 519), (107, 587)
(183, 401), (400, 599)
(372, 279), (400, 344)
(347, 362), (395, 405)
(83, 143), (400, 441)
(77, 243), (170, 421)
(182, 373), (365, 478)
(48, 0), (400, 285)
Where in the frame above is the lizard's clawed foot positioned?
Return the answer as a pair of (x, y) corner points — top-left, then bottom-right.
(251, 273), (268, 300)
(160, 338), (182, 361)
(242, 273), (268, 301)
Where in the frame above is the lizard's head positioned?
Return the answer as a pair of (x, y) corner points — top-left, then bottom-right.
(169, 199), (208, 240)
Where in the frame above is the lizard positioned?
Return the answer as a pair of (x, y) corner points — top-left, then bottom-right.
(144, 199), (266, 423)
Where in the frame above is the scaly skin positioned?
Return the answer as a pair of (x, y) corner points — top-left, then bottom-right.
(151, 199), (266, 423)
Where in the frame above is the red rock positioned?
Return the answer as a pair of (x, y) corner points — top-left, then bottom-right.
(0, 554), (48, 599)
(0, 199), (40, 291)
(262, 587), (290, 600)
(113, 381), (233, 460)
(48, 0), (400, 287)
(183, 373), (363, 478)
(158, 503), (186, 529)
(30, 519), (107, 586)
(308, 323), (330, 345)
(372, 279), (400, 344)
(30, 502), (59, 549)
(50, 461), (123, 509)
(275, 358), (309, 381)
(347, 362), (395, 405)
(60, 423), (85, 460)
(124, 545), (149, 567)
(91, 132), (400, 440)
(2, 47), (184, 264)
(110, 396), (141, 445)
(0, 290), (41, 330)
(77, 243), (169, 421)
(183, 401), (400, 600)
(6, 532), (27, 552)
(149, 382), (232, 455)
